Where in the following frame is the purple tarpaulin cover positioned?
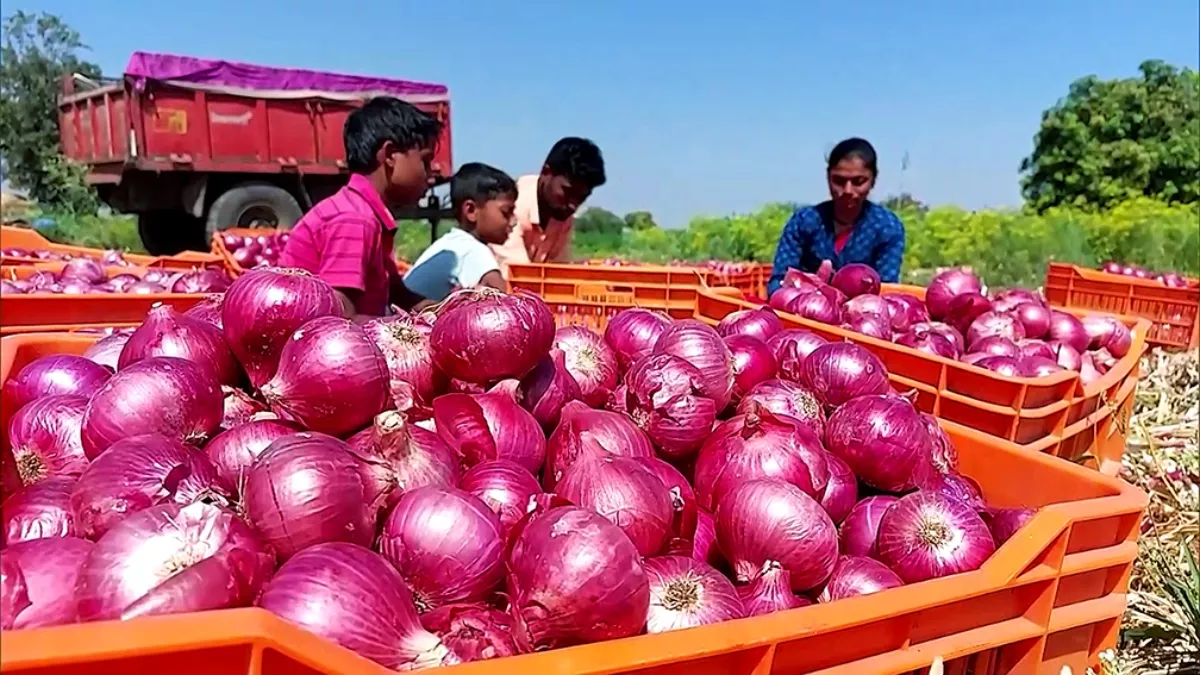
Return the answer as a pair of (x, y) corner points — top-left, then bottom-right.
(124, 51), (448, 101)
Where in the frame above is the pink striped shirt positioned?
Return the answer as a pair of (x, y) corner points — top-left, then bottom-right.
(280, 174), (400, 316)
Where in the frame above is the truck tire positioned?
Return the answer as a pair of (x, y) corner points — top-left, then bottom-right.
(137, 211), (206, 255)
(206, 183), (304, 239)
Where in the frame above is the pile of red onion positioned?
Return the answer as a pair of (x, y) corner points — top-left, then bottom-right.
(1099, 261), (1193, 288)
(0, 273), (1037, 669)
(768, 265), (1133, 385)
(2, 248), (133, 266)
(1, 264), (231, 296)
(220, 231), (290, 270)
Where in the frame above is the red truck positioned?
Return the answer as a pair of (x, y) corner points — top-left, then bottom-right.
(58, 52), (452, 254)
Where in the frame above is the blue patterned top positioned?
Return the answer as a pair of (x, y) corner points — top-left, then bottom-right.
(767, 200), (906, 296)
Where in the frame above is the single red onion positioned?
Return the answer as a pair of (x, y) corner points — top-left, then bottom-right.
(220, 386), (267, 429)
(183, 295), (225, 330)
(769, 286), (810, 312)
(71, 434), (226, 539)
(1050, 341), (1083, 371)
(556, 455), (674, 556)
(969, 335), (1019, 359)
(736, 560), (811, 616)
(983, 507), (1037, 545)
(119, 303), (241, 386)
(1011, 302), (1052, 339)
(126, 280), (166, 295)
(825, 395), (934, 492)
(363, 313), (445, 417)
(716, 479), (838, 591)
(79, 333), (128, 371)
(379, 486), (504, 611)
(1093, 347), (1118, 373)
(0, 537), (93, 628)
(1, 476), (78, 544)
(974, 355), (1022, 377)
(992, 288), (1045, 311)
(643, 555), (745, 633)
(920, 413), (959, 476)
(919, 471), (985, 510)
(735, 379), (826, 437)
(433, 385), (546, 474)
(7, 395), (89, 486)
(458, 460), (542, 534)
(816, 556), (904, 602)
(61, 257), (106, 285)
(876, 491), (996, 583)
(544, 401), (653, 490)
(639, 457), (699, 553)
(799, 342), (890, 408)
(3, 355), (111, 411)
(348, 410), (460, 509)
(0, 279), (27, 295)
(842, 312), (893, 340)
(243, 432), (378, 560)
(716, 308), (784, 342)
(203, 419), (300, 491)
(966, 311), (1026, 349)
(910, 321), (966, 353)
(142, 269), (173, 286)
(843, 293), (890, 321)
(654, 319), (735, 410)
(518, 349), (582, 429)
(171, 269), (232, 294)
(945, 292), (993, 336)
(840, 495), (899, 558)
(420, 603), (520, 662)
(76, 502), (273, 621)
(261, 317), (391, 438)
(552, 326), (620, 407)
(926, 268), (983, 320)
(820, 453), (858, 524)
(431, 289), (554, 384)
(724, 335), (778, 400)
(896, 328), (959, 359)
(690, 510), (723, 569)
(882, 293), (929, 332)
(785, 289), (843, 325)
(104, 273), (140, 292)
(603, 308), (673, 372)
(1019, 356), (1066, 378)
(258, 542), (459, 669)
(622, 354), (718, 460)
(80, 357), (223, 458)
(1047, 311), (1090, 353)
(961, 352), (990, 367)
(830, 263), (881, 298)
(1081, 315), (1133, 358)
(222, 269), (343, 388)
(1017, 339), (1056, 362)
(767, 329), (829, 382)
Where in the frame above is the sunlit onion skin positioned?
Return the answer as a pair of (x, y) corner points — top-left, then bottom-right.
(926, 268), (983, 320)
(556, 455), (674, 557)
(80, 356), (223, 459)
(3, 355), (111, 411)
(243, 432), (378, 560)
(716, 479), (838, 592)
(2, 476), (78, 544)
(974, 355), (1022, 377)
(737, 560), (811, 616)
(735, 379), (826, 437)
(643, 555), (744, 633)
(518, 349), (582, 429)
(1047, 311), (1090, 353)
(544, 401), (654, 490)
(639, 456), (700, 553)
(769, 286), (809, 312)
(203, 419), (301, 492)
(260, 317), (391, 438)
(799, 342), (890, 408)
(119, 303), (241, 386)
(433, 386), (546, 474)
(622, 354), (718, 460)
(553, 326), (620, 407)
(896, 328), (959, 359)
(945, 292), (992, 336)
(843, 293), (890, 322)
(966, 311), (1026, 349)
(184, 295), (225, 330)
(458, 460), (542, 534)
(690, 510), (724, 570)
(7, 395), (89, 487)
(61, 257), (107, 285)
(171, 269), (232, 294)
(431, 289), (554, 384)
(830, 263), (881, 298)
(724, 335), (778, 401)
(76, 502), (274, 621)
(420, 603), (521, 662)
(983, 506), (1037, 546)
(604, 308), (673, 372)
(842, 313), (893, 340)
(825, 395), (935, 492)
(716, 308), (784, 342)
(82, 333), (130, 371)
(767, 329), (829, 383)
(876, 491), (996, 583)
(348, 411), (460, 509)
(0, 537), (93, 628)
(1011, 302), (1051, 339)
(379, 486), (504, 612)
(1019, 356), (1066, 378)
(839, 495), (899, 558)
(784, 289), (843, 325)
(1081, 315), (1133, 358)
(1017, 339), (1056, 362)
(222, 269), (344, 388)
(258, 542), (459, 669)
(507, 506), (650, 651)
(969, 335), (1019, 359)
(220, 386), (268, 429)
(820, 453), (858, 524)
(363, 314), (446, 417)
(653, 319), (735, 411)
(816, 556), (904, 602)
(882, 293), (928, 333)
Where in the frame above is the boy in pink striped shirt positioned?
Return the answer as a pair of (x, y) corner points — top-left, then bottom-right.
(281, 97), (441, 317)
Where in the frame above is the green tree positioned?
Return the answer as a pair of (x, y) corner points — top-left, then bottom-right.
(881, 193), (928, 215)
(623, 210), (658, 230)
(0, 11), (101, 213)
(1020, 60), (1200, 211)
(573, 207), (625, 235)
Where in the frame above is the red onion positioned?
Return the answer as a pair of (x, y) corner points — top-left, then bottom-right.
(843, 293), (889, 321)
(767, 329), (829, 382)
(830, 263), (881, 298)
(691, 509), (723, 569)
(966, 311), (1026, 348)
(431, 289), (554, 384)
(258, 542), (459, 668)
(126, 280), (166, 295)
(243, 432), (378, 559)
(825, 395), (934, 492)
(0, 279), (25, 295)
(984, 506), (1037, 545)
(556, 455), (674, 556)
(76, 502), (273, 621)
(379, 486), (504, 611)
(71, 434), (225, 539)
(433, 386), (546, 474)
(1011, 302), (1051, 339)
(1051, 341), (1083, 371)
(81, 357), (222, 458)
(119, 303), (241, 386)
(81, 333), (130, 371)
(912, 321), (966, 353)
(876, 491), (995, 583)
(507, 506), (649, 650)
(992, 288), (1045, 310)
(203, 419), (300, 491)
(518, 349), (581, 429)
(458, 460), (542, 533)
(842, 312), (892, 340)
(769, 286), (810, 312)
(724, 335), (778, 400)
(737, 560), (811, 616)
(61, 257), (106, 285)
(1082, 315), (1133, 358)
(106, 273), (140, 291)
(799, 342), (890, 408)
(920, 470), (985, 510)
(220, 387), (267, 429)
(142, 268), (172, 286)
(261, 317), (390, 438)
(653, 319), (735, 410)
(945, 292), (993, 336)
(1018, 339), (1056, 362)
(1047, 311), (1089, 353)
(974, 355), (1022, 377)
(840, 495), (898, 558)
(970, 335), (1019, 358)
(785, 289), (843, 325)
(184, 295), (225, 330)
(420, 603), (520, 662)
(1019, 356), (1065, 378)
(171, 269), (231, 294)
(26, 269), (58, 290)
(1093, 347), (1118, 373)
(363, 314), (445, 416)
(639, 456), (699, 552)
(0, 537), (93, 628)
(735, 379), (826, 437)
(717, 479), (838, 591)
(604, 308), (673, 371)
(1079, 354), (1104, 385)
(693, 406), (829, 511)
(622, 354), (718, 460)
(2, 476), (77, 544)
(920, 413), (958, 476)
(3, 355), (111, 411)
(882, 293), (929, 332)
(896, 328), (959, 359)
(222, 269), (343, 388)
(643, 556), (744, 632)
(7, 395), (89, 486)
(716, 308), (783, 342)
(926, 268), (983, 320)
(544, 401), (653, 490)
(552, 326), (619, 406)
(816, 556), (904, 602)
(348, 410), (459, 509)
(820, 453), (858, 524)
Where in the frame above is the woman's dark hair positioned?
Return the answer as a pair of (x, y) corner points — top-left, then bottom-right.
(827, 137), (878, 177)
(544, 137), (607, 188)
(344, 97), (443, 172)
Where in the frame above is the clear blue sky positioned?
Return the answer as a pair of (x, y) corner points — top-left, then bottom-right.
(19, 0), (1200, 227)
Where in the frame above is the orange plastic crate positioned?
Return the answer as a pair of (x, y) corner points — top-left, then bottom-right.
(512, 261), (769, 299)
(1, 226), (224, 272)
(1044, 262), (1199, 350)
(0, 333), (1145, 675)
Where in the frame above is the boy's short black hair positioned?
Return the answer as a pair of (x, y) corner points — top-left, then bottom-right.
(543, 137), (606, 188)
(344, 97), (443, 172)
(451, 162), (518, 216)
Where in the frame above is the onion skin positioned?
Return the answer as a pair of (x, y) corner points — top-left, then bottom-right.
(839, 495), (899, 558)
(769, 286), (809, 312)
(842, 313), (893, 341)
(876, 491), (996, 583)
(431, 289), (554, 384)
(604, 308), (673, 372)
(970, 335), (1019, 359)
(784, 289), (843, 325)
(820, 453), (858, 524)
(653, 319), (735, 411)
(1047, 311), (1090, 353)
(171, 269), (232, 294)
(716, 308), (784, 342)
(882, 293), (928, 332)
(544, 401), (654, 490)
(507, 506), (650, 651)
(1019, 356), (1065, 378)
(1018, 339), (1056, 362)
(622, 354), (718, 460)
(80, 357), (223, 459)
(1011, 302), (1051, 339)
(553, 326), (620, 407)
(690, 510), (724, 570)
(2, 476), (78, 544)
(0, 537), (93, 628)
(843, 293), (890, 322)
(767, 329), (829, 382)
(724, 335), (778, 400)
(830, 263), (881, 298)
(220, 387), (268, 430)
(518, 349), (582, 429)
(737, 560), (811, 616)
(258, 542), (459, 669)
(76, 502), (274, 622)
(799, 342), (890, 408)
(945, 293), (993, 336)
(716, 479), (838, 592)
(183, 295), (225, 330)
(348, 411), (460, 509)
(984, 506), (1036, 546)
(816, 556), (904, 602)
(974, 355), (1022, 377)
(458, 460), (542, 534)
(1082, 315), (1133, 358)
(7, 395), (89, 487)
(896, 328), (959, 359)
(363, 314), (446, 416)
(82, 333), (131, 371)
(926, 268), (983, 320)
(4, 355), (111, 411)
(640, 457), (700, 553)
(736, 379), (826, 437)
(825, 395), (935, 492)
(379, 486), (505, 611)
(203, 419), (301, 492)
(243, 432), (379, 560)
(420, 603), (521, 662)
(643, 555), (745, 633)
(119, 304), (241, 386)
(556, 456), (674, 557)
(433, 387), (546, 475)
(967, 311), (1026, 349)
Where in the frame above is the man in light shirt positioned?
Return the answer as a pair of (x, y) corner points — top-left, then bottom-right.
(491, 137), (606, 271)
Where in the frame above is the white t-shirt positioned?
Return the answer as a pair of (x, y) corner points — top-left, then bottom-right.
(403, 228), (500, 302)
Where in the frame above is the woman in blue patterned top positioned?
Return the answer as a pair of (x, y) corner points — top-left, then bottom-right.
(767, 138), (906, 296)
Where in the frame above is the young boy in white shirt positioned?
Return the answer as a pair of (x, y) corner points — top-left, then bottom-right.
(402, 163), (516, 308)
